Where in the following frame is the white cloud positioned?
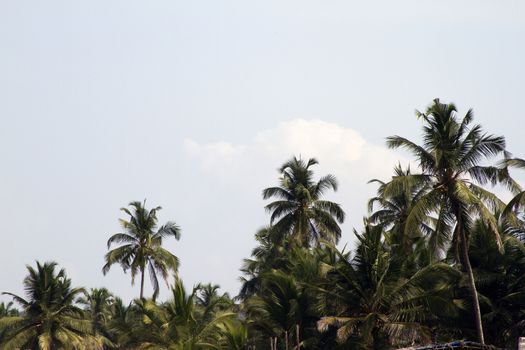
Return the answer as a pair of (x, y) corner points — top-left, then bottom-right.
(183, 139), (246, 175)
(184, 119), (408, 231)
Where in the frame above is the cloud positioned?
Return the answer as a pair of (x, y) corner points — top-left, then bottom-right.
(184, 119), (408, 229)
(184, 139), (246, 175)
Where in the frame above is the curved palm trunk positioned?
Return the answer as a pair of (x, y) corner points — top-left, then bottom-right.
(459, 227), (485, 345)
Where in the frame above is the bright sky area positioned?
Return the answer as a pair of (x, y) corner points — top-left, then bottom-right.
(1, 0), (524, 302)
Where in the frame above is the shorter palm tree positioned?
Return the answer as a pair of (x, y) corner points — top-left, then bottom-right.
(317, 224), (460, 349)
(369, 165), (438, 258)
(239, 226), (289, 300)
(78, 288), (115, 348)
(133, 278), (235, 349)
(103, 200), (181, 300)
(217, 320), (249, 350)
(106, 297), (141, 348)
(503, 158), (525, 221)
(0, 261), (96, 350)
(0, 302), (18, 317)
(466, 219), (525, 348)
(247, 270), (313, 350)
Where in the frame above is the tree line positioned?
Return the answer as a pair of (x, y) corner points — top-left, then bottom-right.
(1, 99), (525, 349)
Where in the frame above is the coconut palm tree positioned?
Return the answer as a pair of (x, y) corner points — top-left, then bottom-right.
(385, 99), (516, 344)
(368, 164), (439, 259)
(0, 302), (18, 317)
(246, 269), (317, 350)
(103, 200), (181, 300)
(78, 288), (115, 348)
(216, 320), (249, 350)
(133, 278), (235, 349)
(0, 261), (95, 350)
(317, 223), (460, 350)
(239, 226), (289, 300)
(466, 218), (525, 348)
(263, 156), (345, 247)
(106, 297), (141, 348)
(502, 158), (525, 222)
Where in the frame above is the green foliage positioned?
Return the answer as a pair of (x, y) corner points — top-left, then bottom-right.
(78, 288), (116, 348)
(3, 99), (525, 350)
(103, 200), (181, 300)
(263, 157), (345, 247)
(0, 302), (19, 317)
(316, 224), (461, 349)
(127, 279), (237, 349)
(383, 99), (514, 345)
(0, 261), (96, 350)
(468, 219), (525, 348)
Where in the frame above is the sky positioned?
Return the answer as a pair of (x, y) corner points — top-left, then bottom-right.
(1, 0), (524, 303)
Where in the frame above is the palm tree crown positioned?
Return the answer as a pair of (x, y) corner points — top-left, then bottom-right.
(103, 200), (181, 300)
(262, 156), (345, 247)
(1, 261), (92, 350)
(369, 164), (436, 257)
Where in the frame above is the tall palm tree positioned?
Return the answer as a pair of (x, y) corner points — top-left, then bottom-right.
(263, 157), (345, 247)
(103, 200), (181, 300)
(385, 99), (516, 344)
(0, 261), (95, 350)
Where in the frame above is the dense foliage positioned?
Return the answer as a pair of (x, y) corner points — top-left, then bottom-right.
(2, 99), (525, 349)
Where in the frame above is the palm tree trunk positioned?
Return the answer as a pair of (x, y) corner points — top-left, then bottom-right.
(460, 227), (485, 345)
(140, 267), (145, 300)
(285, 330), (289, 350)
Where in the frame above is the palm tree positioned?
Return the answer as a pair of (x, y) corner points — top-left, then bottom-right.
(106, 297), (141, 348)
(317, 223), (460, 349)
(385, 99), (516, 344)
(216, 320), (249, 350)
(502, 158), (525, 222)
(263, 157), (345, 247)
(78, 288), (115, 348)
(133, 278), (235, 349)
(0, 261), (95, 350)
(239, 226), (289, 300)
(103, 200), (181, 300)
(0, 302), (18, 317)
(195, 283), (233, 325)
(369, 164), (437, 258)
(467, 218), (525, 348)
(246, 270), (316, 350)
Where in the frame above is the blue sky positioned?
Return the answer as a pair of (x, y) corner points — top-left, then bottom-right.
(1, 0), (524, 302)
